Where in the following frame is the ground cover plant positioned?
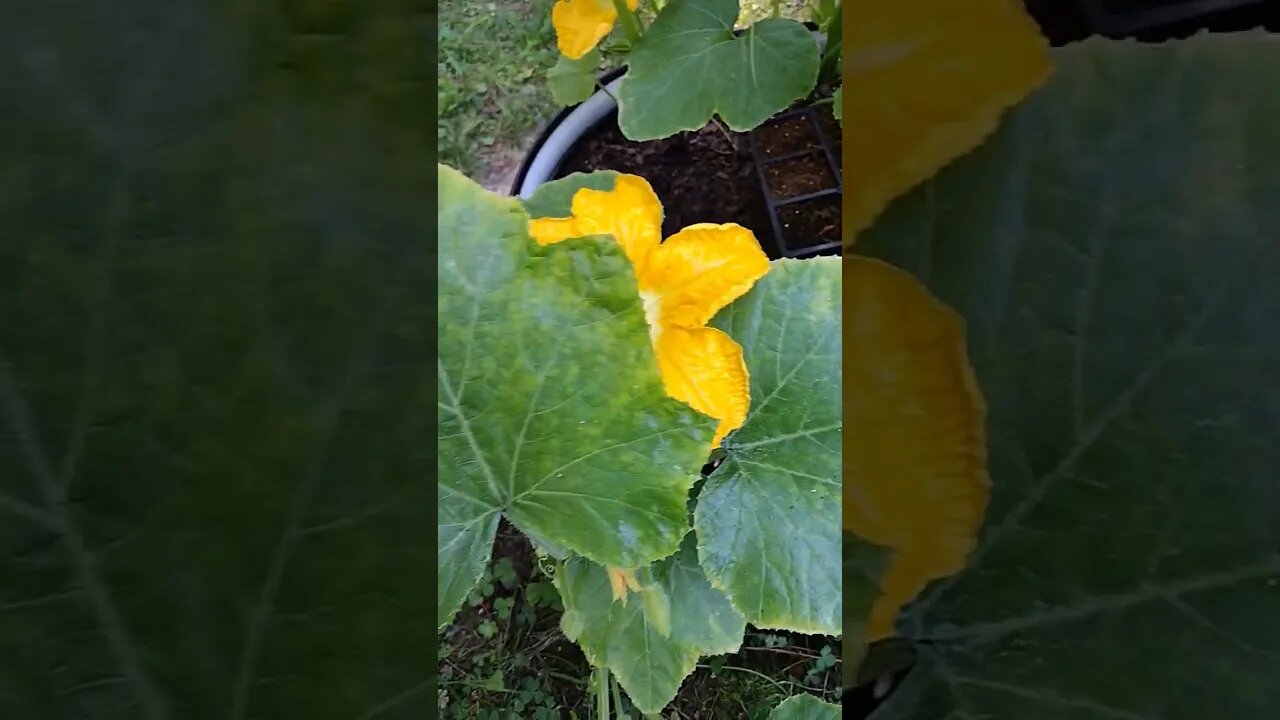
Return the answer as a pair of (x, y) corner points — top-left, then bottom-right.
(437, 0), (559, 185)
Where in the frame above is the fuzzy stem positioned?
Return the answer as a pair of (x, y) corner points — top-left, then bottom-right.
(610, 672), (625, 716)
(596, 666), (610, 719)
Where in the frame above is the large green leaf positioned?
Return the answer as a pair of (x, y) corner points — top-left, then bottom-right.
(0, 3), (433, 717)
(857, 34), (1280, 719)
(438, 167), (715, 630)
(697, 258), (850, 635)
(769, 693), (841, 719)
(554, 535), (746, 714)
(617, 0), (820, 140)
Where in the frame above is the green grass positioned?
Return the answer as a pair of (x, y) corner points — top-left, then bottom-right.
(437, 0), (559, 183)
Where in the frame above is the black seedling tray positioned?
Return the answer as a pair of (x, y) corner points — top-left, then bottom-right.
(747, 107), (843, 259)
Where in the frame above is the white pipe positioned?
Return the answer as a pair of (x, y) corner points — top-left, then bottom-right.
(517, 76), (626, 199)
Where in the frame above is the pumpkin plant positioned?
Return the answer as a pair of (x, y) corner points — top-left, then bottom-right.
(842, 3), (1280, 718)
(438, 164), (843, 713)
(545, 0), (842, 139)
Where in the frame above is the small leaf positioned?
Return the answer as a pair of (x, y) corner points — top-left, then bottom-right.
(548, 48), (602, 106)
(493, 557), (519, 589)
(494, 596), (514, 619)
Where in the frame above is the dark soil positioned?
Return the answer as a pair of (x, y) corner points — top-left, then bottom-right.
(555, 114), (772, 247)
(764, 152), (835, 199)
(779, 194), (841, 255)
(754, 114), (820, 158)
(552, 93), (843, 259)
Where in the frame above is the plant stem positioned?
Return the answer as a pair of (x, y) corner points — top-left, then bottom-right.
(596, 665), (611, 719)
(818, 1), (842, 80)
(611, 0), (644, 45)
(611, 672), (626, 717)
(709, 115), (735, 146)
(595, 80), (618, 103)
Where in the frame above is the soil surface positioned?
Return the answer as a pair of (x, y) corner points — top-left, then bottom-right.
(764, 152), (835, 200)
(556, 114), (773, 249)
(755, 114), (821, 159)
(780, 194), (840, 255)
(553, 96), (842, 259)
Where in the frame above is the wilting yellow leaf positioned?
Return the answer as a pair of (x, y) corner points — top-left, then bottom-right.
(552, 0), (639, 60)
(843, 258), (989, 640)
(843, 0), (1052, 242)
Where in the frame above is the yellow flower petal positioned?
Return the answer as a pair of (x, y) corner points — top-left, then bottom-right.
(843, 258), (989, 640)
(607, 567), (643, 605)
(528, 216), (587, 246)
(844, 0), (1051, 241)
(639, 223), (771, 329)
(569, 175), (662, 274)
(552, 0), (637, 60)
(529, 174), (663, 275)
(655, 325), (750, 448)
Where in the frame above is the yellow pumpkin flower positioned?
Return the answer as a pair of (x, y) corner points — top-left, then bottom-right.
(844, 0), (1052, 241)
(844, 258), (990, 640)
(529, 175), (770, 449)
(552, 0), (640, 60)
